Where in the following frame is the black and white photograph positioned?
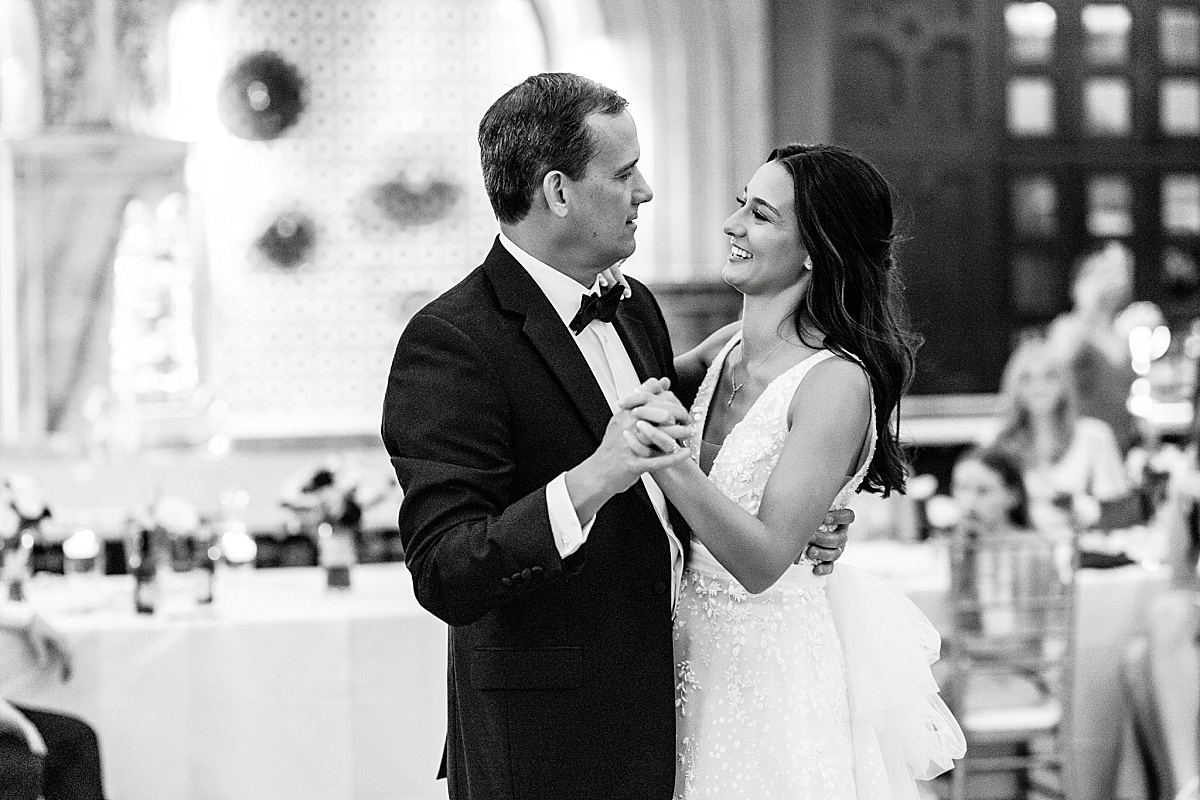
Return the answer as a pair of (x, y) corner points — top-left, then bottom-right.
(1, 2), (1199, 799)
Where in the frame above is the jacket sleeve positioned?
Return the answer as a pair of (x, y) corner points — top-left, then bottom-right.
(382, 310), (570, 627)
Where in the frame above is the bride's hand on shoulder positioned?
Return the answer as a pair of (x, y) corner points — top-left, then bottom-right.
(674, 322), (740, 395)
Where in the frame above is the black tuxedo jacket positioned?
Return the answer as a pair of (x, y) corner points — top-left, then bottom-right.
(382, 239), (689, 800)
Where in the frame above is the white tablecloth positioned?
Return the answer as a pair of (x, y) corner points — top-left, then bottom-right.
(1, 545), (1165, 800)
(0, 564), (447, 800)
(842, 540), (1167, 800)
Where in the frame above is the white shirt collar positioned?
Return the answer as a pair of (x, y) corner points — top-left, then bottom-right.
(498, 232), (603, 330)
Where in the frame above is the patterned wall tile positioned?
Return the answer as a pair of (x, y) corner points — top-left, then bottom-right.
(193, 0), (546, 437)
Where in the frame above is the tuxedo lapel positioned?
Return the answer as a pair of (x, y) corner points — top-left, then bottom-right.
(483, 240), (612, 444)
(612, 313), (657, 386)
(613, 299), (693, 556)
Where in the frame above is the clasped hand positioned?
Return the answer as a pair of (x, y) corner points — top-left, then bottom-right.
(591, 378), (692, 492)
(618, 378), (692, 459)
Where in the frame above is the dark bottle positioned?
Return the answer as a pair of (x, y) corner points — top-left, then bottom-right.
(318, 523), (355, 591)
(195, 538), (217, 605)
(132, 529), (159, 614)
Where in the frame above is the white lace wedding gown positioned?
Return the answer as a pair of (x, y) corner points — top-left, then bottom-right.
(674, 332), (965, 800)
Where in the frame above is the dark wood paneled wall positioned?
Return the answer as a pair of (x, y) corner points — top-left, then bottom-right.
(771, 0), (1009, 394)
(772, 0), (1200, 394)
(652, 282), (744, 355)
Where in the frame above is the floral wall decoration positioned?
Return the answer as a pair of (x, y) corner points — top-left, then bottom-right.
(254, 211), (316, 269)
(217, 49), (307, 141)
(368, 174), (461, 230)
(198, 0), (547, 438)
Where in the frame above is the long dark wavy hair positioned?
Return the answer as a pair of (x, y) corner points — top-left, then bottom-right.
(768, 143), (921, 496)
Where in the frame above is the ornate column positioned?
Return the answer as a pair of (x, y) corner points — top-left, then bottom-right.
(0, 0), (187, 447)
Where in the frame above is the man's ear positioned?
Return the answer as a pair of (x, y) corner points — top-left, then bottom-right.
(542, 170), (570, 219)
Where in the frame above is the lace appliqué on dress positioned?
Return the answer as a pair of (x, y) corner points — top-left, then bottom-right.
(673, 331), (964, 800)
(673, 332), (875, 799)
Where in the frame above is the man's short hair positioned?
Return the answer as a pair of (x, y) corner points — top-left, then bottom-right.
(478, 73), (628, 224)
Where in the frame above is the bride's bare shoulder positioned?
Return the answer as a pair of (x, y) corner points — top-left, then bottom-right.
(789, 355), (872, 418)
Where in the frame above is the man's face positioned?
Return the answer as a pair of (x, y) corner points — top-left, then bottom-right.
(565, 110), (653, 271)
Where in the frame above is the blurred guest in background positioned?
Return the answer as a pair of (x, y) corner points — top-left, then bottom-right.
(1138, 373), (1200, 800)
(0, 603), (105, 800)
(990, 337), (1129, 533)
(1046, 240), (1138, 453)
(951, 447), (1034, 538)
(948, 447), (1062, 638)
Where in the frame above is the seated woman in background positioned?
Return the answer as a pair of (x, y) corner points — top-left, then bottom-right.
(948, 447), (1063, 642)
(989, 337), (1129, 533)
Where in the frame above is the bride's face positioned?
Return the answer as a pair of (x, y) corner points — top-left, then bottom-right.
(720, 161), (808, 296)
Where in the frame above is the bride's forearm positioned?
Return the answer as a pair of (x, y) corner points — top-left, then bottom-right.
(654, 463), (802, 593)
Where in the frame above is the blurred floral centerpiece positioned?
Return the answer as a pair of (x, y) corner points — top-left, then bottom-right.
(280, 458), (393, 533)
(125, 494), (209, 614)
(128, 494), (204, 570)
(280, 459), (395, 587)
(0, 475), (53, 600)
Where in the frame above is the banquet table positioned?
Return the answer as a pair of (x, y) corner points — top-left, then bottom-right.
(0, 563), (448, 800)
(0, 543), (1168, 800)
(841, 539), (1168, 800)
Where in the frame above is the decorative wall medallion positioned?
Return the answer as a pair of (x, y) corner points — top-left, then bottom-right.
(218, 50), (307, 140)
(254, 211), (316, 269)
(368, 174), (461, 229)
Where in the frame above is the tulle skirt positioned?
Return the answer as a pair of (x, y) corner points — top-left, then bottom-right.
(674, 544), (964, 800)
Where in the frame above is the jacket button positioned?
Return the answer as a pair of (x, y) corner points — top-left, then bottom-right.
(652, 580), (668, 596)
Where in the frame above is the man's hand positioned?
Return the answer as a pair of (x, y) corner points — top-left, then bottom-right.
(23, 614), (72, 682)
(0, 697), (46, 755)
(800, 507), (853, 576)
(621, 378), (693, 455)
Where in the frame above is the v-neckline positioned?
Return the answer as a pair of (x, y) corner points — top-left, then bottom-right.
(695, 331), (829, 475)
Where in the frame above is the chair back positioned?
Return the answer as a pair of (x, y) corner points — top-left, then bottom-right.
(944, 525), (1079, 799)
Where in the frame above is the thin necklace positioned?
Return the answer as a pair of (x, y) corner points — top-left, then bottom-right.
(727, 337), (791, 407)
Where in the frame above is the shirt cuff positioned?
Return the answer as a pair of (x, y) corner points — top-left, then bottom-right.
(547, 472), (595, 558)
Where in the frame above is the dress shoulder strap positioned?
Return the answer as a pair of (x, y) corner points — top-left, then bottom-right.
(774, 350), (876, 502)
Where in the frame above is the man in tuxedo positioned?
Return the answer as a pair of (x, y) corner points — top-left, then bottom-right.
(0, 604), (105, 800)
(382, 72), (847, 800)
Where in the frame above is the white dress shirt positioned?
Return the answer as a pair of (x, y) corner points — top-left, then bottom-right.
(498, 234), (685, 607)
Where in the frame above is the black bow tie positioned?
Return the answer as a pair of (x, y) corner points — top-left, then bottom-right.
(568, 283), (624, 335)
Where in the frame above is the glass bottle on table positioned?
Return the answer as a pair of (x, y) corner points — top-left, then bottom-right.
(194, 532), (218, 605)
(1, 532), (34, 602)
(318, 522), (355, 590)
(132, 528), (159, 614)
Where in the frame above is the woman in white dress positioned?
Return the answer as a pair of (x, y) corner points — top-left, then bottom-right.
(624, 144), (965, 799)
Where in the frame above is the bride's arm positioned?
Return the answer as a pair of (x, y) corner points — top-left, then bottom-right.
(644, 359), (871, 594)
(673, 321), (741, 400)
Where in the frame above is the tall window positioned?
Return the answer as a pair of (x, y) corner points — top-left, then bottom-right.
(1002, 1), (1200, 325)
